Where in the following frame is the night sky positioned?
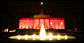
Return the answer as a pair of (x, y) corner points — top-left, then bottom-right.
(1, 1), (83, 30)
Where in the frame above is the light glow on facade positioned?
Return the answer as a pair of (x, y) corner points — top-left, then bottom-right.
(19, 14), (65, 29)
(19, 18), (65, 29)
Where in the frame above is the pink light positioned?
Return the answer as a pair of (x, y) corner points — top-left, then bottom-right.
(40, 19), (44, 29)
(45, 19), (49, 29)
(19, 18), (65, 30)
(34, 19), (40, 29)
(50, 18), (55, 29)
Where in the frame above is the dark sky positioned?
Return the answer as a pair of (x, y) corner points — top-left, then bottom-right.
(1, 1), (83, 30)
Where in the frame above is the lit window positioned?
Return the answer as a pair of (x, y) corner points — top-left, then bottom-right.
(37, 28), (39, 29)
(34, 27), (35, 29)
(50, 22), (52, 24)
(23, 27), (25, 29)
(26, 26), (28, 29)
(61, 22), (63, 25)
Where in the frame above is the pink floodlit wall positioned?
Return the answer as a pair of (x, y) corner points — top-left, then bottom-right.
(45, 19), (49, 29)
(34, 19), (39, 29)
(19, 18), (65, 29)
